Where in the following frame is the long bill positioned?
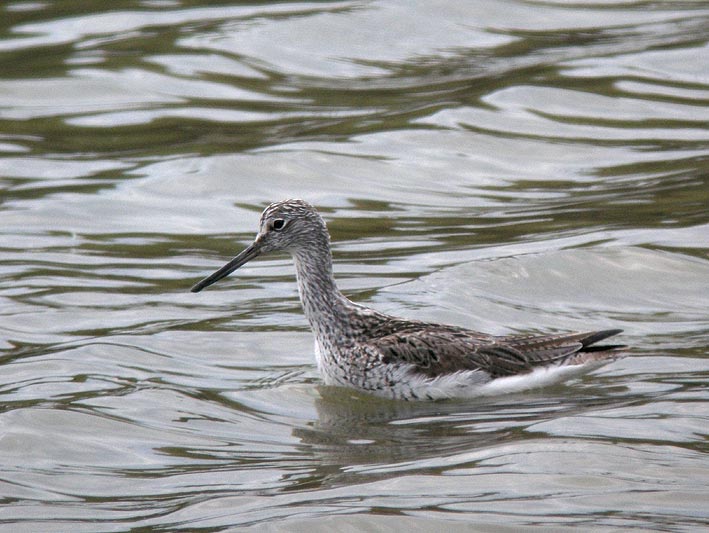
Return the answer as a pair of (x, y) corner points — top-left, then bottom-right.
(190, 242), (261, 292)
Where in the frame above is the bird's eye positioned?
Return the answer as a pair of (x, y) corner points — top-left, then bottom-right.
(271, 219), (286, 231)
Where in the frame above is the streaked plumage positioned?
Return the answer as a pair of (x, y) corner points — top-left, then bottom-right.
(191, 199), (625, 400)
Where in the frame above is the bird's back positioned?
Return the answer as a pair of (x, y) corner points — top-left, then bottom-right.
(318, 316), (625, 399)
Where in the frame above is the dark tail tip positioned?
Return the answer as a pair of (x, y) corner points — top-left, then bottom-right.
(581, 329), (625, 353)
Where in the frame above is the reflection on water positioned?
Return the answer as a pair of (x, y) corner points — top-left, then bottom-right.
(1, 1), (708, 530)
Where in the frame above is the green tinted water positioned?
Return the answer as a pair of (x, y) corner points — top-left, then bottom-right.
(1, 1), (708, 530)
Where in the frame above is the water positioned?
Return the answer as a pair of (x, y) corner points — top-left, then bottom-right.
(1, 1), (708, 530)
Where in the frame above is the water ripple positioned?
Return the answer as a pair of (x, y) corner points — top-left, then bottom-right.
(1, 1), (708, 530)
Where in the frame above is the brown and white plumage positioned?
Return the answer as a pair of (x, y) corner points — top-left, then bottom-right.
(191, 199), (625, 400)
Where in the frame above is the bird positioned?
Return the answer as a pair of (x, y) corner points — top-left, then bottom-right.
(191, 199), (625, 400)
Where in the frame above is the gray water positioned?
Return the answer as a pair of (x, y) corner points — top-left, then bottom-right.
(1, 1), (708, 531)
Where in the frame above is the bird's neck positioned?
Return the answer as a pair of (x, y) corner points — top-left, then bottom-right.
(291, 244), (355, 339)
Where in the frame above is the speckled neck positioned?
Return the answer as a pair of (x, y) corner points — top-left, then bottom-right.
(291, 234), (355, 341)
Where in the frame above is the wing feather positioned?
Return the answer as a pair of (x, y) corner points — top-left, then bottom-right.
(359, 323), (623, 378)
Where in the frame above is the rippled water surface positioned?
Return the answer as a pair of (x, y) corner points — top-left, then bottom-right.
(1, 1), (708, 530)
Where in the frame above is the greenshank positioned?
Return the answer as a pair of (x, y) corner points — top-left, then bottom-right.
(191, 199), (625, 400)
